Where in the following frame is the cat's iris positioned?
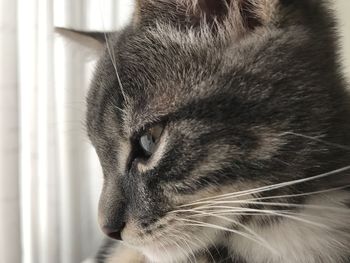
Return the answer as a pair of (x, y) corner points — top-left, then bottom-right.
(139, 125), (163, 156)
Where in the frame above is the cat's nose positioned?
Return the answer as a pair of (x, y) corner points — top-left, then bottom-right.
(102, 222), (126, 241)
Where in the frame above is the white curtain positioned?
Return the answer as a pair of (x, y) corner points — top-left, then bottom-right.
(0, 1), (20, 263)
(1, 0), (133, 263)
(0, 1), (348, 263)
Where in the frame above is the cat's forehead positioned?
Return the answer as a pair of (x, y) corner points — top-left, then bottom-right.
(96, 22), (292, 135)
(121, 79), (213, 136)
(118, 26), (223, 85)
(113, 26), (228, 133)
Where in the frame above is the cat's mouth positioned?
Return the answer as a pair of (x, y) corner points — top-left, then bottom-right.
(122, 219), (223, 262)
(119, 220), (202, 261)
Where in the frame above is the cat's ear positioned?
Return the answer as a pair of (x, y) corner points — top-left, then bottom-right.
(134, 0), (281, 35)
(55, 27), (107, 55)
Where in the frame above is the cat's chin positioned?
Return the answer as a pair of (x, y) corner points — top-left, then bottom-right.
(139, 243), (194, 263)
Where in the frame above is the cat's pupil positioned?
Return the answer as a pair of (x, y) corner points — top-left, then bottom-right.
(139, 132), (156, 156)
(138, 125), (164, 157)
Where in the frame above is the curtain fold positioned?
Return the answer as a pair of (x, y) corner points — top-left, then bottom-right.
(0, 0), (21, 262)
(1, 0), (133, 262)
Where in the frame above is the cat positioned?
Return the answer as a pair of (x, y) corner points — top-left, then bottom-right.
(86, 0), (350, 262)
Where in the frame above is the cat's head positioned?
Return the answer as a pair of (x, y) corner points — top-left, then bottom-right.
(87, 0), (349, 262)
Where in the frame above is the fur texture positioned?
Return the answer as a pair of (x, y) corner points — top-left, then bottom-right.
(86, 0), (350, 262)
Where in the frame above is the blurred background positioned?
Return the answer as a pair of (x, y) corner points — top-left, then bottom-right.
(0, 1), (349, 263)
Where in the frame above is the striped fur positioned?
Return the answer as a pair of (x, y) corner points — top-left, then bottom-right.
(86, 0), (350, 262)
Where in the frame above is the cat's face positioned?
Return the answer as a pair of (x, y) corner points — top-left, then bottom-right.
(87, 0), (349, 262)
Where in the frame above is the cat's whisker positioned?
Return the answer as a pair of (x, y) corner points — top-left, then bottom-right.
(176, 233), (207, 263)
(176, 218), (278, 255)
(179, 184), (350, 208)
(103, 33), (128, 103)
(166, 233), (197, 263)
(178, 219), (263, 247)
(178, 226), (221, 261)
(282, 132), (350, 151)
(189, 211), (278, 217)
(168, 236), (193, 263)
(187, 208), (348, 226)
(158, 237), (175, 263)
(194, 236), (216, 263)
(174, 206), (331, 229)
(172, 208), (291, 218)
(188, 236), (213, 263)
(170, 207), (290, 215)
(184, 208), (292, 215)
(98, 3), (128, 103)
(201, 230), (222, 260)
(244, 185), (350, 202)
(179, 210), (274, 253)
(172, 227), (215, 262)
(173, 240), (194, 263)
(179, 165), (350, 207)
(185, 209), (350, 241)
(172, 205), (350, 232)
(188, 200), (350, 214)
(177, 236), (198, 263)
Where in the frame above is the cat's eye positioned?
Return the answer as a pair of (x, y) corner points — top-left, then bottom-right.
(139, 125), (164, 156)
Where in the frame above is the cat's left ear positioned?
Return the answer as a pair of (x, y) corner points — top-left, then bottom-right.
(55, 27), (107, 56)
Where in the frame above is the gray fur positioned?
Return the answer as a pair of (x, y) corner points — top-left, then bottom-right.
(86, 0), (350, 262)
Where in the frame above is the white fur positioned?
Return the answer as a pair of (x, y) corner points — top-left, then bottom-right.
(228, 190), (350, 263)
(105, 190), (350, 263)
